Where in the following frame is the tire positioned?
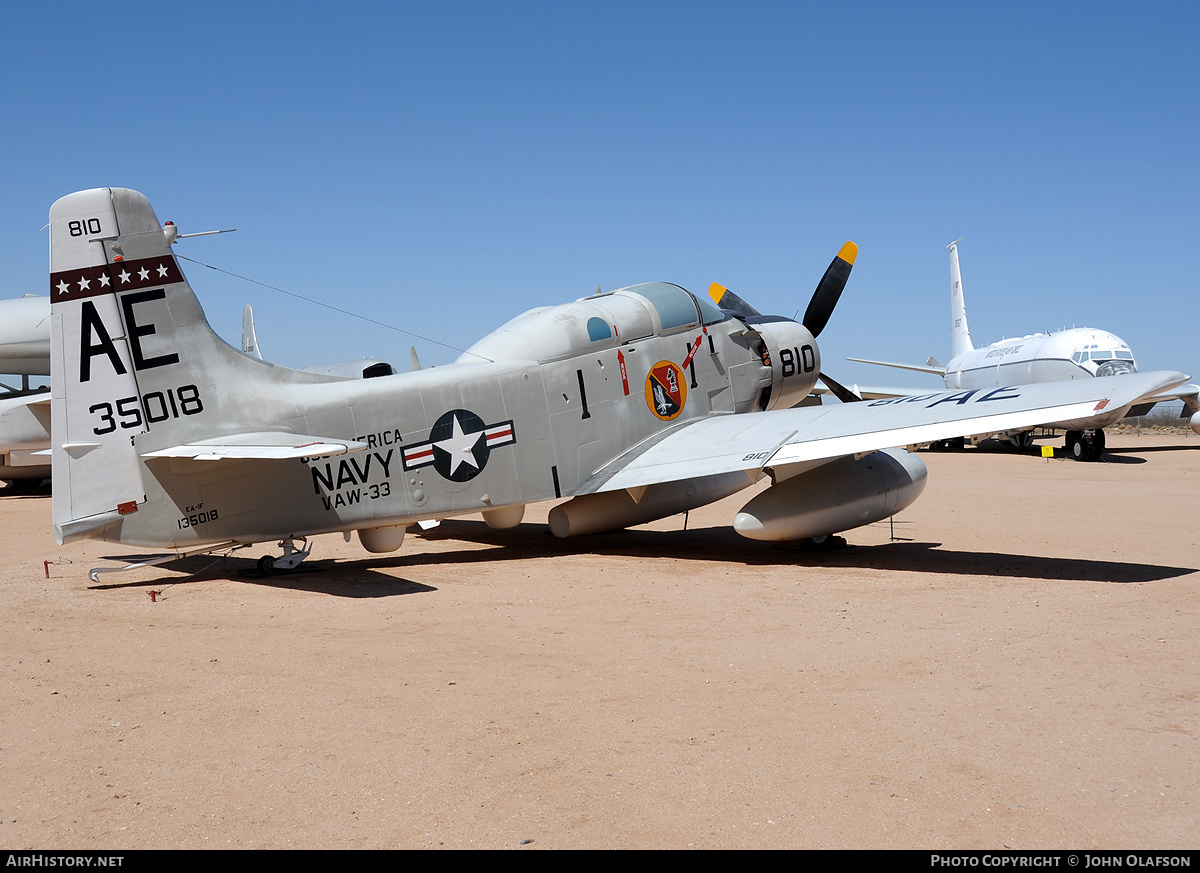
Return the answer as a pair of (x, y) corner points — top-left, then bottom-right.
(1067, 432), (1089, 461)
(258, 555), (275, 573)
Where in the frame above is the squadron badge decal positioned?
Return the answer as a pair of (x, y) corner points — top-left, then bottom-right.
(645, 361), (687, 421)
(402, 409), (516, 482)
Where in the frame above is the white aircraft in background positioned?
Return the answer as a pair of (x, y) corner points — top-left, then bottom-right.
(44, 188), (1189, 579)
(0, 296), (52, 487)
(847, 240), (1200, 460)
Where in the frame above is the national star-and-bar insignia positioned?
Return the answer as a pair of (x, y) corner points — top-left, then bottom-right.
(401, 409), (516, 482)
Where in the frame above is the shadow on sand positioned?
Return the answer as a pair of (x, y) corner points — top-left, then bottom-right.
(87, 516), (1195, 596)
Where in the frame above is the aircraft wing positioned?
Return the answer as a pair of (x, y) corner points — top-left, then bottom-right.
(142, 432), (367, 462)
(846, 356), (946, 376)
(1146, 383), (1200, 415)
(583, 370), (1188, 493)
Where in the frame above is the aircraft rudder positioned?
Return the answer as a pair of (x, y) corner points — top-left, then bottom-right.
(948, 238), (974, 358)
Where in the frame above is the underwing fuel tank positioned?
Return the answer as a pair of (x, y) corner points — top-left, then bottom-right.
(1191, 412), (1200, 436)
(549, 472), (753, 537)
(733, 448), (927, 541)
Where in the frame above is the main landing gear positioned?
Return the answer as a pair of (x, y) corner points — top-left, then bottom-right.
(257, 537), (312, 573)
(1065, 429), (1106, 462)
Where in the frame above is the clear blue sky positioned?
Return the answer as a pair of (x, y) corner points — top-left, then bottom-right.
(3, 2), (1197, 389)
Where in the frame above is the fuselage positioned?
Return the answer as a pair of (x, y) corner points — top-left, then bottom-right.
(0, 296), (51, 376)
(944, 328), (1137, 390)
(57, 276), (821, 548)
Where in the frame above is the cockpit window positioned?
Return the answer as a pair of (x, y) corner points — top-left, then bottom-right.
(586, 317), (612, 342)
(694, 293), (726, 326)
(637, 283), (701, 332)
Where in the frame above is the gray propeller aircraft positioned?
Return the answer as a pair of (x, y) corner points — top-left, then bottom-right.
(48, 188), (1189, 578)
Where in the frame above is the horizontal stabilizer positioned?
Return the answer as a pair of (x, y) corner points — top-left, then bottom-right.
(142, 432), (367, 462)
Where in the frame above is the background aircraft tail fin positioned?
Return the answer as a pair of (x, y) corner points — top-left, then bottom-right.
(948, 238), (974, 358)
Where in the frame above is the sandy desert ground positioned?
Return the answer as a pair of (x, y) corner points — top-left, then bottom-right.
(1, 432), (1197, 849)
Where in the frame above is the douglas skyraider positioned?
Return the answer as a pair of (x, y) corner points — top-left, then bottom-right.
(47, 188), (1189, 578)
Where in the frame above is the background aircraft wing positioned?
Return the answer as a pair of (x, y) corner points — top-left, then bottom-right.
(1145, 383), (1200, 415)
(581, 370), (1188, 494)
(846, 356), (947, 376)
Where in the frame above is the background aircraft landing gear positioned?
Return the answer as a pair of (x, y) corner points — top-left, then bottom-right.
(1009, 431), (1036, 451)
(257, 537), (312, 573)
(1066, 429), (1105, 462)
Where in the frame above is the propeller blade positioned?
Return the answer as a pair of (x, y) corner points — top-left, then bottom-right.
(708, 282), (760, 318)
(801, 241), (857, 338)
(818, 371), (864, 404)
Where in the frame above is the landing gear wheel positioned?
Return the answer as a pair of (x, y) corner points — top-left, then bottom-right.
(255, 537), (312, 573)
(1067, 430), (1104, 462)
(1067, 431), (1088, 461)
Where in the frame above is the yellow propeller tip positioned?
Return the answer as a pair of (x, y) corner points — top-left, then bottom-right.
(838, 241), (858, 265)
(708, 282), (727, 304)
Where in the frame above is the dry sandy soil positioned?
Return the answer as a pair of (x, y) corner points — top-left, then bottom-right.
(1, 433), (1197, 849)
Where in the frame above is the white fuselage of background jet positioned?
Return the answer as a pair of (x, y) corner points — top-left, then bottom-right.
(943, 326), (1137, 390)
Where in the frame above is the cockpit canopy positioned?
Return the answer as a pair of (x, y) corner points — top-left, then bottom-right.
(458, 282), (727, 364)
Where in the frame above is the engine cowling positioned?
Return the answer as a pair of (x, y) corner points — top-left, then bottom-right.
(754, 320), (822, 411)
(1191, 411), (1200, 436)
(733, 448), (927, 541)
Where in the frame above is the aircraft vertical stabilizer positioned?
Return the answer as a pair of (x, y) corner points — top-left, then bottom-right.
(48, 188), (342, 545)
(948, 239), (974, 358)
